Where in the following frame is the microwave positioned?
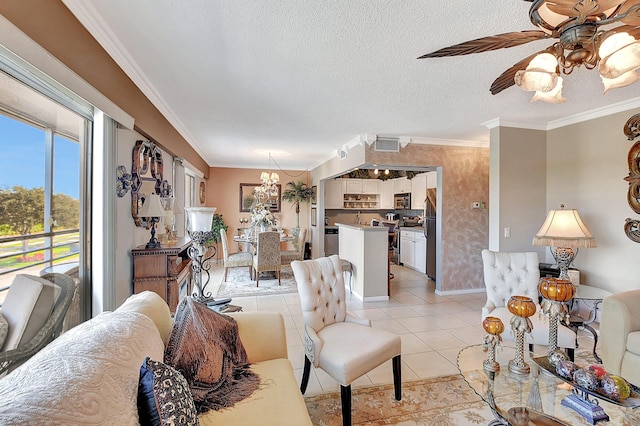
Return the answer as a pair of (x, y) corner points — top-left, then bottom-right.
(394, 193), (411, 209)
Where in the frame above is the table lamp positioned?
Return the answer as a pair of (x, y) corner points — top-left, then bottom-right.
(185, 207), (217, 303)
(532, 205), (597, 281)
(139, 194), (167, 249)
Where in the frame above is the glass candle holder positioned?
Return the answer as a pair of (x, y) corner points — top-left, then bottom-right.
(482, 316), (504, 372)
(539, 277), (575, 362)
(507, 295), (536, 375)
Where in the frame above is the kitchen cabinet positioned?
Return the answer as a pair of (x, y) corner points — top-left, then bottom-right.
(342, 193), (378, 209)
(325, 179), (343, 208)
(393, 177), (411, 194)
(426, 171), (437, 188)
(399, 229), (426, 274)
(410, 173), (427, 210)
(379, 180), (394, 209)
(344, 179), (379, 194)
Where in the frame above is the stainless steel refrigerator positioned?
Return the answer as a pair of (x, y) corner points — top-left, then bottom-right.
(423, 188), (437, 281)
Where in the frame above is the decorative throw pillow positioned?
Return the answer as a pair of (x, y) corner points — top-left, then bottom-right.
(138, 357), (199, 426)
(0, 313), (8, 349)
(164, 297), (259, 413)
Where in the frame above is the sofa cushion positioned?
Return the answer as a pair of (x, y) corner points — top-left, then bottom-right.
(0, 310), (164, 425)
(627, 331), (640, 355)
(0, 274), (61, 351)
(117, 290), (173, 345)
(138, 357), (199, 426)
(164, 298), (260, 413)
(199, 358), (313, 426)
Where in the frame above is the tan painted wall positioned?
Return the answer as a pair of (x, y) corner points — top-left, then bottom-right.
(208, 167), (311, 250)
(366, 143), (490, 293)
(547, 110), (640, 294)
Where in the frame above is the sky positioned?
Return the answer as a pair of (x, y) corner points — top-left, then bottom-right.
(0, 114), (79, 199)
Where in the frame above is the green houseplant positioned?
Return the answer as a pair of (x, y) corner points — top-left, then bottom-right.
(282, 181), (315, 247)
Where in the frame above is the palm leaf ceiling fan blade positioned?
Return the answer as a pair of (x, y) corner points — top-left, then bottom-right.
(490, 48), (554, 95)
(618, 0), (640, 25)
(418, 31), (550, 59)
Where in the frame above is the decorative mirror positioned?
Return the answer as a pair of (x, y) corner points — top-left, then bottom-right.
(131, 140), (164, 228)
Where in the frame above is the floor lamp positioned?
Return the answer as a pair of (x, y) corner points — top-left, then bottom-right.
(532, 205), (597, 281)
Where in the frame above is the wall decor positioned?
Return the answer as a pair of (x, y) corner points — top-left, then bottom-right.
(199, 181), (206, 204)
(239, 183), (281, 213)
(116, 165), (132, 197)
(131, 140), (164, 228)
(623, 113), (640, 243)
(311, 206), (317, 227)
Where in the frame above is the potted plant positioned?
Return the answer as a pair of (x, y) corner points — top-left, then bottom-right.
(282, 181), (315, 247)
(208, 213), (228, 263)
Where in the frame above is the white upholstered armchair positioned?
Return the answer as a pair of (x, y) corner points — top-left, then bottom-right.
(481, 249), (577, 359)
(600, 289), (640, 386)
(291, 255), (401, 426)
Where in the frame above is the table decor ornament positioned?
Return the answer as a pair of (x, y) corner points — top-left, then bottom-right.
(482, 316), (504, 372)
(507, 295), (536, 375)
(538, 277), (576, 366)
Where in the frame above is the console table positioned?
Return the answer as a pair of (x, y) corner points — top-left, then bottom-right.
(457, 345), (639, 425)
(131, 237), (192, 312)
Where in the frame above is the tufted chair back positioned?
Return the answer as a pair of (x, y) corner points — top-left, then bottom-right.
(255, 232), (281, 270)
(291, 255), (347, 333)
(481, 249), (540, 317)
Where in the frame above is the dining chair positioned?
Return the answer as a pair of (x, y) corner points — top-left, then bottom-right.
(281, 228), (307, 266)
(220, 229), (253, 281)
(481, 249), (577, 359)
(252, 231), (281, 286)
(291, 255), (401, 426)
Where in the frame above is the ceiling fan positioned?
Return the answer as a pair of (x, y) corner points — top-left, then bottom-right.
(419, 0), (640, 103)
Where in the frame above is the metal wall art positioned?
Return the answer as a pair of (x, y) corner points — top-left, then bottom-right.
(623, 113), (640, 243)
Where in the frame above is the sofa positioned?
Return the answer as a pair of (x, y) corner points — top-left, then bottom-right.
(0, 291), (312, 425)
(600, 289), (640, 387)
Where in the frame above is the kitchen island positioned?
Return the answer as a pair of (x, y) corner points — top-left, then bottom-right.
(337, 223), (389, 301)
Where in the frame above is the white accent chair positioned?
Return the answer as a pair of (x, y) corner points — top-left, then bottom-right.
(220, 229), (253, 281)
(281, 228), (306, 266)
(600, 289), (640, 386)
(481, 249), (577, 359)
(291, 255), (401, 426)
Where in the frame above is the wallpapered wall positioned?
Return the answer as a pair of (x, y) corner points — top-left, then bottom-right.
(366, 144), (490, 293)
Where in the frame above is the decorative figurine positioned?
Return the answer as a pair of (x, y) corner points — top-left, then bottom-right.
(539, 277), (575, 365)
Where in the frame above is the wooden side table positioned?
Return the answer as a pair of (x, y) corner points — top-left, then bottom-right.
(131, 237), (192, 312)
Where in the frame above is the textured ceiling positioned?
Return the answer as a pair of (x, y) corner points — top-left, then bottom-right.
(63, 0), (640, 170)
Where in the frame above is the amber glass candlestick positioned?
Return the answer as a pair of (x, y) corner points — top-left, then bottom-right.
(482, 316), (504, 372)
(539, 277), (575, 364)
(507, 295), (536, 375)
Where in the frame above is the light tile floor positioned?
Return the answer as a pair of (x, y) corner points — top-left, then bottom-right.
(211, 262), (597, 397)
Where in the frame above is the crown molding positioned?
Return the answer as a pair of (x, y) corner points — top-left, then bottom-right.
(408, 136), (489, 148)
(62, 0), (212, 165)
(482, 118), (548, 131)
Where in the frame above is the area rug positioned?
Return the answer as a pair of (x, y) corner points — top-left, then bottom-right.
(304, 374), (494, 426)
(215, 266), (298, 298)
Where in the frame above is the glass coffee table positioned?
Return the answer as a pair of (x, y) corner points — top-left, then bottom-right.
(457, 345), (640, 425)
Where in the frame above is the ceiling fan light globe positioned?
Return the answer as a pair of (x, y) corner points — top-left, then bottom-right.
(515, 69), (558, 92)
(530, 77), (567, 104)
(601, 69), (640, 94)
(599, 33), (640, 79)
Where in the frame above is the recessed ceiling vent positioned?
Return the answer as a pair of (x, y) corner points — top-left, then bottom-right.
(374, 137), (400, 152)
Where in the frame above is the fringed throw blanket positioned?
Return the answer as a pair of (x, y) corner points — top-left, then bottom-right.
(164, 298), (260, 413)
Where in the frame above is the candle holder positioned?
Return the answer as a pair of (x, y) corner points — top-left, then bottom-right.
(539, 277), (575, 365)
(507, 295), (536, 375)
(482, 316), (504, 372)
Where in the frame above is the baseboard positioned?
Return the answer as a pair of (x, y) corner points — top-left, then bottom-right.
(435, 287), (485, 296)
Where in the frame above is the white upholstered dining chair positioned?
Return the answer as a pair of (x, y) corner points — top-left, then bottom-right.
(220, 229), (253, 281)
(481, 249), (577, 359)
(252, 231), (281, 286)
(291, 255), (401, 426)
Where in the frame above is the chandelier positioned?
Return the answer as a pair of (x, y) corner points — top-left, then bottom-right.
(255, 153), (279, 202)
(419, 0), (640, 103)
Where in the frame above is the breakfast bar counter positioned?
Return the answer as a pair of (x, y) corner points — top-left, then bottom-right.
(337, 223), (389, 301)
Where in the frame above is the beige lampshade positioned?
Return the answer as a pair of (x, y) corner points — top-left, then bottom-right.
(532, 209), (597, 248)
(139, 194), (167, 218)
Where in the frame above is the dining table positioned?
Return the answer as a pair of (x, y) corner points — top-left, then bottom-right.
(233, 233), (295, 252)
